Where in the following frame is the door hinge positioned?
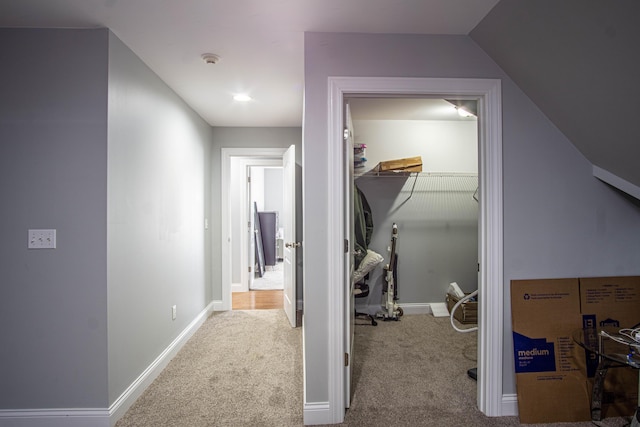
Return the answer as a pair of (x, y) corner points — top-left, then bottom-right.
(344, 352), (349, 367)
(343, 128), (349, 140)
(247, 176), (251, 183)
(344, 239), (349, 253)
(248, 266), (252, 273)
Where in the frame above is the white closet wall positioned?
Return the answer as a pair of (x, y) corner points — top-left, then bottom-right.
(355, 120), (477, 174)
(264, 167), (284, 214)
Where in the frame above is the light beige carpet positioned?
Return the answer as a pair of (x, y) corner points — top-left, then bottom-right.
(115, 309), (302, 427)
(251, 262), (284, 290)
(115, 310), (631, 427)
(335, 315), (630, 427)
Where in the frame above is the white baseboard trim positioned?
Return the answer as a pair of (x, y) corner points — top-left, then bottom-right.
(501, 393), (518, 416)
(0, 393), (518, 427)
(0, 302), (216, 427)
(108, 300), (215, 425)
(0, 409), (109, 427)
(211, 299), (224, 311)
(397, 302), (431, 315)
(303, 401), (331, 425)
(363, 302), (451, 316)
(231, 282), (244, 293)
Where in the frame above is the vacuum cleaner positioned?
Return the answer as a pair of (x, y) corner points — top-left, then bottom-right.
(376, 223), (403, 321)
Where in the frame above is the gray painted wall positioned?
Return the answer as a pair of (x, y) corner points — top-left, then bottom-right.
(209, 127), (301, 301)
(0, 27), (215, 414)
(303, 31), (640, 406)
(107, 32), (213, 404)
(471, 0), (640, 188)
(0, 28), (110, 408)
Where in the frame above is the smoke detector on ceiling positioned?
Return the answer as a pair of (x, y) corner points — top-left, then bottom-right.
(201, 53), (220, 65)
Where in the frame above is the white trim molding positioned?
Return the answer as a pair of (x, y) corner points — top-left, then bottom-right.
(109, 301), (215, 424)
(0, 302), (215, 427)
(303, 402), (331, 425)
(501, 393), (519, 417)
(593, 165), (640, 201)
(475, 76), (505, 417)
(0, 409), (109, 427)
(394, 303), (431, 315)
(326, 76), (503, 422)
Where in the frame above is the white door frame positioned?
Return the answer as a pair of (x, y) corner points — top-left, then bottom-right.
(221, 147), (288, 311)
(326, 76), (504, 420)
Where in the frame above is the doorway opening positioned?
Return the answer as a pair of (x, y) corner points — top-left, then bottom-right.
(221, 146), (299, 327)
(249, 166), (285, 292)
(345, 95), (479, 403)
(220, 147), (287, 312)
(324, 76), (503, 421)
(232, 163), (285, 311)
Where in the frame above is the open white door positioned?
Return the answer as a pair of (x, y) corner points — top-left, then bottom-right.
(282, 145), (298, 327)
(344, 102), (355, 408)
(248, 168), (256, 291)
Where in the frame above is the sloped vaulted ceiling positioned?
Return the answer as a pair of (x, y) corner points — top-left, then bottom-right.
(470, 0), (640, 189)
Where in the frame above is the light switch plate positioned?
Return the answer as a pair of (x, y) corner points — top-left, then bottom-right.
(28, 229), (56, 249)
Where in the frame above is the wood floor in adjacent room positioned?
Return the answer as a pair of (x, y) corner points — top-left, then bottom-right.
(232, 289), (283, 310)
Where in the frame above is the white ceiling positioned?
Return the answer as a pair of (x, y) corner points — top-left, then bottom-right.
(0, 0), (498, 127)
(348, 98), (477, 122)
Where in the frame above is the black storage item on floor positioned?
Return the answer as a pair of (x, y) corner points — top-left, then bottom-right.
(258, 211), (277, 266)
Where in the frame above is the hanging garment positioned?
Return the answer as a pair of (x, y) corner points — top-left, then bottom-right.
(353, 184), (373, 269)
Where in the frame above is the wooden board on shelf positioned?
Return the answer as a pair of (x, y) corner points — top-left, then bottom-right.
(375, 156), (422, 173)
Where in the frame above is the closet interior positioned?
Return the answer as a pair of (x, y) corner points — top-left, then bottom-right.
(348, 97), (479, 317)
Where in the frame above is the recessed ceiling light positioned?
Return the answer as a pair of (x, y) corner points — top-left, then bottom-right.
(233, 94), (252, 102)
(457, 107), (474, 117)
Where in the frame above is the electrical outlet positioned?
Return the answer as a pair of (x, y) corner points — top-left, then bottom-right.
(28, 229), (56, 249)
(172, 305), (177, 320)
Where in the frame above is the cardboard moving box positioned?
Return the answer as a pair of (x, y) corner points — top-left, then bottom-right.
(511, 276), (640, 424)
(446, 293), (477, 324)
